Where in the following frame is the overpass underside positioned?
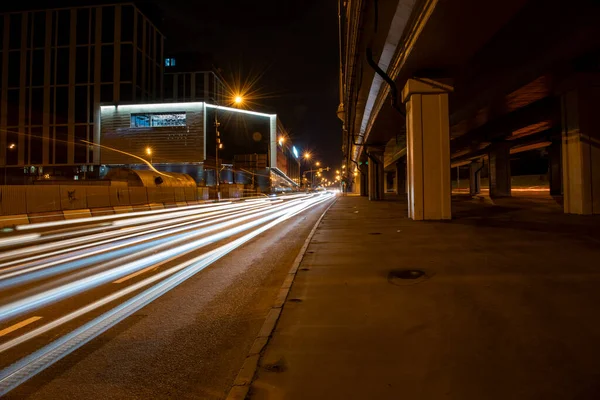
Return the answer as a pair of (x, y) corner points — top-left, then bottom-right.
(340, 0), (600, 219)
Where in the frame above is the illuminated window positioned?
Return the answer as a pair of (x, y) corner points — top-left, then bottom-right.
(165, 57), (176, 67)
(130, 112), (186, 127)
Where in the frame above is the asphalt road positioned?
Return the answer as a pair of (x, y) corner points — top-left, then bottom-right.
(0, 193), (334, 399)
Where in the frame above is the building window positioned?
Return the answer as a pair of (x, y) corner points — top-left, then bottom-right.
(130, 112), (186, 128)
(165, 57), (176, 67)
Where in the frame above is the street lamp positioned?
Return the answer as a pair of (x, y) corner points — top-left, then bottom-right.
(315, 161), (320, 167)
(278, 136), (285, 146)
(303, 152), (311, 160)
(234, 95), (244, 105)
(146, 147), (152, 164)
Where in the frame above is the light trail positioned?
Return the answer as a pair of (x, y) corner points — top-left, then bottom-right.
(0, 199), (286, 285)
(0, 192), (334, 395)
(0, 201), (270, 269)
(0, 194), (324, 322)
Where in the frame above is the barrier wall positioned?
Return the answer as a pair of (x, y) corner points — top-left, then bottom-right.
(0, 185), (237, 218)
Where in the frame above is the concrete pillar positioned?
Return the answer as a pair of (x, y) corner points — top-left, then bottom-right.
(351, 169), (361, 194)
(488, 142), (512, 198)
(561, 74), (600, 214)
(548, 138), (562, 196)
(367, 146), (385, 201)
(402, 78), (452, 220)
(396, 159), (406, 195)
(469, 160), (482, 195)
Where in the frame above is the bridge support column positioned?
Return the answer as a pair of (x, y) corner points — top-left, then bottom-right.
(367, 146), (385, 201)
(488, 142), (512, 198)
(548, 138), (562, 196)
(402, 78), (452, 220)
(469, 160), (482, 196)
(561, 74), (600, 214)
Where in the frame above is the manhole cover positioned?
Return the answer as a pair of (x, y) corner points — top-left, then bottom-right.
(387, 269), (430, 286)
(390, 269), (424, 279)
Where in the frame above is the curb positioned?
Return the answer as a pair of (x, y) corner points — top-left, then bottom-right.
(225, 197), (337, 400)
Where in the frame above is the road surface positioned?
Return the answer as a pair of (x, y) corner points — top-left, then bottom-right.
(0, 193), (334, 399)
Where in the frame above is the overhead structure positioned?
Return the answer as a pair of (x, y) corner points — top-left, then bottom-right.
(339, 0), (600, 217)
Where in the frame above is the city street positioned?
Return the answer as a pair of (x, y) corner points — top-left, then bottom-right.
(0, 193), (334, 399)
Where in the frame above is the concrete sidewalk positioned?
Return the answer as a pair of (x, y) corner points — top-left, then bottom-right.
(249, 194), (600, 400)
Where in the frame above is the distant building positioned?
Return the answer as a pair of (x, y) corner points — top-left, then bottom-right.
(163, 52), (228, 105)
(99, 101), (300, 192)
(0, 3), (164, 183)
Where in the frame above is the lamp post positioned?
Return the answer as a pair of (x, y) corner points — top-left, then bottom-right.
(215, 111), (222, 200)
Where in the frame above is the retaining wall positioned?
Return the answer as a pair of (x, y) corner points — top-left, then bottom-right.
(0, 185), (215, 228)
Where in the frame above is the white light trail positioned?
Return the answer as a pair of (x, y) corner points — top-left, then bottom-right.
(0, 195), (326, 322)
(0, 193), (332, 356)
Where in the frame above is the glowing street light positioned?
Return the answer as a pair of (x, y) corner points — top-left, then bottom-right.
(335, 170), (340, 175)
(304, 152), (311, 160)
(278, 136), (285, 146)
(234, 95), (244, 105)
(8, 143), (16, 150)
(146, 147), (153, 163)
(315, 161), (321, 167)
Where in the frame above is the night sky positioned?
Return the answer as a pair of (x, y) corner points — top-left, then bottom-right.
(157, 0), (342, 172)
(2, 0), (343, 173)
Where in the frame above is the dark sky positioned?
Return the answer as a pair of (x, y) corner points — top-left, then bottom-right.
(155, 0), (342, 171)
(2, 0), (342, 173)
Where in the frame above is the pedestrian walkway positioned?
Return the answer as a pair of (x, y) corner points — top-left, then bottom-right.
(248, 194), (600, 400)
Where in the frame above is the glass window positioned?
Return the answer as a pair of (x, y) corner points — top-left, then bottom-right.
(100, 45), (114, 82)
(74, 125), (87, 163)
(57, 10), (71, 46)
(120, 44), (133, 82)
(75, 86), (88, 123)
(8, 52), (21, 87)
(76, 9), (90, 45)
(165, 58), (176, 67)
(121, 6), (134, 42)
(30, 88), (44, 125)
(56, 48), (69, 85)
(101, 7), (115, 43)
(76, 47), (89, 83)
(9, 14), (22, 50)
(33, 12), (46, 48)
(30, 127), (43, 164)
(151, 112), (185, 127)
(120, 83), (133, 102)
(55, 126), (68, 164)
(31, 50), (45, 86)
(7, 90), (19, 126)
(130, 112), (186, 128)
(55, 87), (68, 124)
(130, 114), (150, 127)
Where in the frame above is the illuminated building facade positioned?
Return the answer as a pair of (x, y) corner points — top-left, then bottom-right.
(99, 102), (300, 192)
